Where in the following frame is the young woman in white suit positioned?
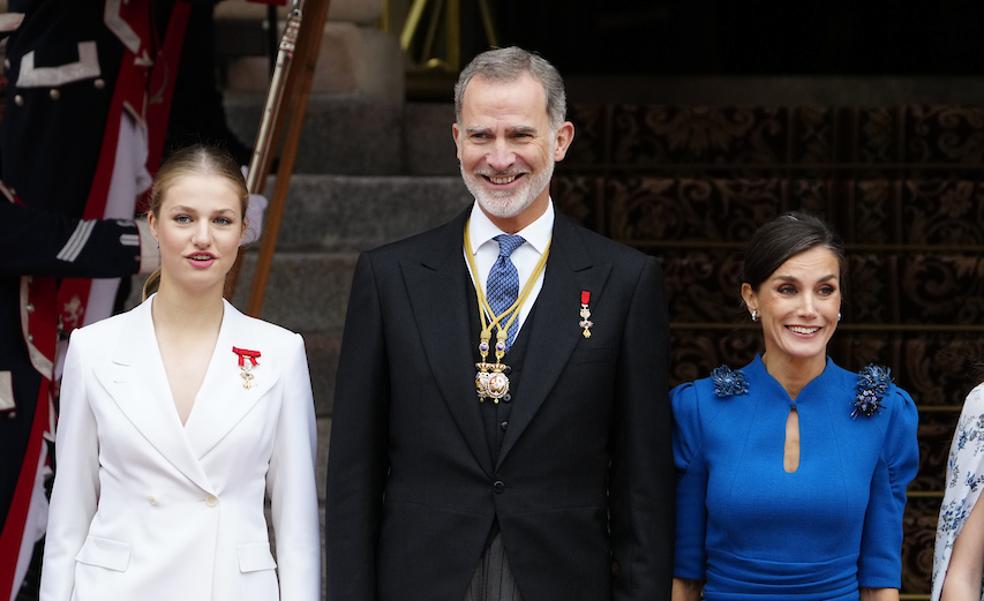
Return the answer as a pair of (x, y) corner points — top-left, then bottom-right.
(39, 145), (321, 601)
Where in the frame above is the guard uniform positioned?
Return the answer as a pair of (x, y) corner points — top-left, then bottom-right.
(0, 2), (167, 597)
(0, 185), (157, 599)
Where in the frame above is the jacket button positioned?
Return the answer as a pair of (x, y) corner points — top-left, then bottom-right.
(13, 94), (23, 106)
(25, 303), (34, 313)
(492, 480), (505, 494)
(204, 494), (218, 507)
(499, 420), (508, 431)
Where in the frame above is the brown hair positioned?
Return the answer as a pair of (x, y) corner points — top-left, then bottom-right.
(142, 145), (249, 299)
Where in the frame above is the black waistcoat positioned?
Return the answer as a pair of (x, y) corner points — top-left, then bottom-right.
(464, 264), (540, 467)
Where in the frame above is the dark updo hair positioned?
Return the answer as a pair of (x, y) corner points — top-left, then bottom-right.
(740, 211), (846, 292)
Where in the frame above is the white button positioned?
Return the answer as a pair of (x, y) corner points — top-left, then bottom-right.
(49, 89), (60, 100)
(94, 78), (105, 89)
(27, 334), (33, 342)
(13, 95), (23, 106)
(204, 495), (218, 507)
(147, 496), (159, 506)
(25, 303), (34, 313)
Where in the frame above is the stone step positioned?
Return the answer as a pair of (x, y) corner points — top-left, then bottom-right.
(224, 23), (403, 103)
(262, 174), (469, 251)
(225, 96), (459, 175)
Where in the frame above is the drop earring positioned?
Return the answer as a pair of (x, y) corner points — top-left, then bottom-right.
(751, 309), (759, 322)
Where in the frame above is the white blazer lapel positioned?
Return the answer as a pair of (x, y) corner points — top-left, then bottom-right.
(183, 301), (281, 460)
(92, 298), (216, 495)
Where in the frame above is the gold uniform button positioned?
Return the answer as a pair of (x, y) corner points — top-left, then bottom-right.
(204, 495), (218, 507)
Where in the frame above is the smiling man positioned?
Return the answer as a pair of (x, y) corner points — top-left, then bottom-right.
(326, 47), (674, 601)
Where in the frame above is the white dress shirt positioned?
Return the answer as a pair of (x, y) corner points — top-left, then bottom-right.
(464, 200), (554, 336)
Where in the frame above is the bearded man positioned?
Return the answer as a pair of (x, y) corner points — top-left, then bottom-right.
(326, 46), (674, 601)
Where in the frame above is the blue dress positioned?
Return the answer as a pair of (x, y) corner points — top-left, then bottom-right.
(672, 356), (919, 601)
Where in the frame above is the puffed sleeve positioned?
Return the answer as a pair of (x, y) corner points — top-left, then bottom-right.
(857, 385), (919, 587)
(267, 333), (321, 600)
(39, 329), (100, 601)
(672, 382), (707, 580)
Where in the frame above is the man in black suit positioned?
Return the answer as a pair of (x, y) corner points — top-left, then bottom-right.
(326, 46), (673, 601)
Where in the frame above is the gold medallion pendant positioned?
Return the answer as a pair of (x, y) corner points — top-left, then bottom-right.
(475, 361), (510, 403)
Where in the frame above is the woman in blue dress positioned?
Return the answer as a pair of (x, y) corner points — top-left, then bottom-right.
(671, 212), (919, 601)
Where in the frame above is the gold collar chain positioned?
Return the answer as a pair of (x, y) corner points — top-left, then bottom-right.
(463, 221), (551, 403)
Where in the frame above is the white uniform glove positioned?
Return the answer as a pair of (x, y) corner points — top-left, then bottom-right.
(243, 193), (268, 245)
(240, 166), (268, 245)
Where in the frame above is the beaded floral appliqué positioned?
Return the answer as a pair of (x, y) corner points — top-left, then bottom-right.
(711, 365), (748, 398)
(851, 364), (892, 418)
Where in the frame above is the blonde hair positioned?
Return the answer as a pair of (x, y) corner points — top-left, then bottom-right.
(142, 145), (249, 300)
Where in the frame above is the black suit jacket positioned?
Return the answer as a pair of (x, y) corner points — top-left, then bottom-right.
(326, 208), (673, 601)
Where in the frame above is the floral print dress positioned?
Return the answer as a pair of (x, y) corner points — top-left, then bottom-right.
(933, 383), (984, 601)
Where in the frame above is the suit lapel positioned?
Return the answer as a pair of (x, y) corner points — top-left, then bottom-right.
(401, 210), (493, 475)
(183, 301), (280, 460)
(94, 299), (216, 494)
(496, 215), (613, 469)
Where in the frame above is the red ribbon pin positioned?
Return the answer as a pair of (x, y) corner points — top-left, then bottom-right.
(232, 346), (261, 367)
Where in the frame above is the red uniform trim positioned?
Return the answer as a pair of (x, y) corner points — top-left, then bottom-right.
(0, 379), (50, 599)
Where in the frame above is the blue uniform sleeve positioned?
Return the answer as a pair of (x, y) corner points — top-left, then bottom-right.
(857, 385), (919, 587)
(672, 382), (707, 580)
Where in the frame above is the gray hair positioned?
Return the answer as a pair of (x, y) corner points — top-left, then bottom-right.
(454, 46), (567, 130)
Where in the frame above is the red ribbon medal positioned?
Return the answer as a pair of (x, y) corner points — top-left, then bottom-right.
(232, 347), (261, 389)
(579, 290), (593, 338)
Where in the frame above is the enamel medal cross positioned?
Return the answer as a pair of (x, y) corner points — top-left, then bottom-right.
(579, 290), (593, 338)
(232, 347), (261, 390)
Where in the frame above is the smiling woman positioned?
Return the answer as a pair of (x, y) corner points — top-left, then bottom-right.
(670, 212), (919, 601)
(39, 145), (321, 601)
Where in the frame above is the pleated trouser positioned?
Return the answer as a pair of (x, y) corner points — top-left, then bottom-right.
(462, 534), (524, 601)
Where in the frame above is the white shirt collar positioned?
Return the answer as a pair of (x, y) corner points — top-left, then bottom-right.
(467, 199), (554, 255)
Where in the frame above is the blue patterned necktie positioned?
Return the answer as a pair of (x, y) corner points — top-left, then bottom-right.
(486, 234), (526, 350)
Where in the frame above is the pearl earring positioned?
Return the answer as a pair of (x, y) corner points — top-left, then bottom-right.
(751, 309), (759, 322)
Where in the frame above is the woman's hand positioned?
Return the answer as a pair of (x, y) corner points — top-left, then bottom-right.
(672, 577), (703, 601)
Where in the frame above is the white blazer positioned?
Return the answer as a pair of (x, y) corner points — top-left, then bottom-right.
(39, 296), (320, 601)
